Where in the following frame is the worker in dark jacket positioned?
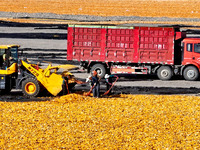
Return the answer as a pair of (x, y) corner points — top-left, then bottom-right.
(91, 71), (100, 98)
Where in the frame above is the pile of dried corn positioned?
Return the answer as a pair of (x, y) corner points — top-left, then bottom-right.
(1, 0), (200, 18)
(0, 94), (200, 149)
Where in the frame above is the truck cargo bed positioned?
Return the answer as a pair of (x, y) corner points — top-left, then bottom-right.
(67, 25), (175, 65)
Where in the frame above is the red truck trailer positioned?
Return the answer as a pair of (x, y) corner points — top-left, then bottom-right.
(67, 25), (200, 81)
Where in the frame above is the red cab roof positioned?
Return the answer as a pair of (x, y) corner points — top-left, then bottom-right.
(183, 38), (200, 43)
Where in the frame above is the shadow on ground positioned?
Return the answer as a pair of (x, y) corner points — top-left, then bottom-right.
(75, 83), (200, 96)
(113, 86), (200, 95)
(1, 85), (200, 102)
(0, 91), (50, 102)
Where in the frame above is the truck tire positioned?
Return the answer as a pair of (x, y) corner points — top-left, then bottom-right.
(183, 66), (199, 81)
(157, 66), (173, 80)
(22, 78), (40, 97)
(91, 64), (106, 78)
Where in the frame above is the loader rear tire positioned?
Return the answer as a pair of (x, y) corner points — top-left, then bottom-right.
(22, 78), (40, 97)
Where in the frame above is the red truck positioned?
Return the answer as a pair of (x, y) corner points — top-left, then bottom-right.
(67, 25), (200, 81)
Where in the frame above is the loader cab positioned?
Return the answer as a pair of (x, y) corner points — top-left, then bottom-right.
(0, 45), (20, 93)
(0, 45), (19, 70)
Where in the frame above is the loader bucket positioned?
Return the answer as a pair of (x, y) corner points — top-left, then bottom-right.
(49, 64), (78, 72)
(21, 60), (77, 96)
(43, 73), (63, 96)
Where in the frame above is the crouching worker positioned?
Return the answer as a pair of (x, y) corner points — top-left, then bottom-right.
(104, 74), (119, 95)
(91, 71), (100, 98)
(61, 72), (70, 95)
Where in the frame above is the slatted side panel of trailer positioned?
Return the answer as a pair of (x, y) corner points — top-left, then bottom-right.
(71, 27), (102, 61)
(136, 27), (175, 64)
(105, 28), (135, 62)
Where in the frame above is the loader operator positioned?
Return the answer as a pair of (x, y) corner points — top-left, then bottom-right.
(2, 50), (13, 69)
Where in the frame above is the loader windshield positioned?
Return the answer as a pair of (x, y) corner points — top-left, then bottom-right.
(0, 45), (19, 69)
(10, 47), (18, 63)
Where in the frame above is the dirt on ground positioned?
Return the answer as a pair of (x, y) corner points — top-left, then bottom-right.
(0, 0), (200, 18)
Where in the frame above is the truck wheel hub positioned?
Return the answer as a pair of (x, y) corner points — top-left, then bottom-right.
(161, 69), (169, 77)
(187, 70), (195, 78)
(25, 82), (36, 94)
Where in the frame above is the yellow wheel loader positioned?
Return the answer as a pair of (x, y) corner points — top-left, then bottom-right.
(0, 45), (78, 97)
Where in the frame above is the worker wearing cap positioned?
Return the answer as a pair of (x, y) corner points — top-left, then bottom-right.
(91, 71), (100, 98)
(105, 74), (118, 95)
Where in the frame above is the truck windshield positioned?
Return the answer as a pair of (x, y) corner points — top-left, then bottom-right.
(194, 44), (200, 53)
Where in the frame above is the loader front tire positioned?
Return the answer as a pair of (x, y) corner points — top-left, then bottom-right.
(22, 78), (40, 97)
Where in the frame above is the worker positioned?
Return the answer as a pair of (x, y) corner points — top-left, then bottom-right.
(104, 74), (119, 95)
(61, 72), (69, 95)
(91, 71), (100, 98)
(2, 52), (13, 69)
(2, 53), (8, 69)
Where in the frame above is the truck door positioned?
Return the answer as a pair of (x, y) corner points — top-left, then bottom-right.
(193, 43), (200, 65)
(182, 43), (193, 65)
(183, 43), (200, 66)
(182, 42), (200, 81)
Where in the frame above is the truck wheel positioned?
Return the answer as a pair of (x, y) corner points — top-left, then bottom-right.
(22, 78), (40, 97)
(183, 66), (199, 81)
(91, 64), (106, 78)
(157, 66), (173, 80)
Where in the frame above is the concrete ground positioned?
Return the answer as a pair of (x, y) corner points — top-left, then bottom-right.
(1, 21), (200, 101)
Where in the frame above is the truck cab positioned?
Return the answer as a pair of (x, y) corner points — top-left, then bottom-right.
(182, 38), (200, 80)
